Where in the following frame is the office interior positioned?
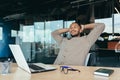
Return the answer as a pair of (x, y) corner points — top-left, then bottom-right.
(0, 0), (120, 67)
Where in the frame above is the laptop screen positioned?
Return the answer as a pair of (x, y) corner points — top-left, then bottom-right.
(9, 44), (31, 73)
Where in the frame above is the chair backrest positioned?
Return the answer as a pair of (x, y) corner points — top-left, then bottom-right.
(84, 53), (92, 66)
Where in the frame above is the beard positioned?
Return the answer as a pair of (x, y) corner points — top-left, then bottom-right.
(71, 33), (80, 37)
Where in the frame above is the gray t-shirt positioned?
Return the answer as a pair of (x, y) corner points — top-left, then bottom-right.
(52, 23), (105, 65)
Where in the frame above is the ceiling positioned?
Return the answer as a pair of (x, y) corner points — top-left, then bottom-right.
(0, 0), (120, 21)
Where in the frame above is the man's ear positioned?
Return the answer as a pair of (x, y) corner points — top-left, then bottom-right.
(80, 25), (84, 33)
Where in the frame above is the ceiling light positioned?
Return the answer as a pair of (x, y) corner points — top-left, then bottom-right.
(114, 7), (120, 14)
(3, 13), (25, 20)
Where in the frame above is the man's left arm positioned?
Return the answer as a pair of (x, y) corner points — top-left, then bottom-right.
(84, 23), (105, 46)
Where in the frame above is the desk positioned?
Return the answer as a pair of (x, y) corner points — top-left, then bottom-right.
(1, 63), (120, 80)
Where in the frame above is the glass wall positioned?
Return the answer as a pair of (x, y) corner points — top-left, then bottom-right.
(114, 14), (120, 33)
(16, 18), (119, 63)
(22, 25), (34, 42)
(45, 20), (63, 43)
(95, 18), (112, 33)
(64, 20), (75, 28)
(17, 20), (66, 63)
(11, 30), (17, 37)
(44, 20), (63, 57)
(95, 13), (120, 34)
(34, 22), (44, 43)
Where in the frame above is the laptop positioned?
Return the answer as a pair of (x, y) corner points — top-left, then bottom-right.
(9, 44), (57, 73)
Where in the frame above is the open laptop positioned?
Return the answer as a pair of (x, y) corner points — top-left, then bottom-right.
(9, 44), (57, 73)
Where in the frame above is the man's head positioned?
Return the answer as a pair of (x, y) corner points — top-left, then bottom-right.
(69, 22), (82, 37)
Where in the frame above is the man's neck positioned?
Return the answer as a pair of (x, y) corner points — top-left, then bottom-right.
(72, 35), (80, 37)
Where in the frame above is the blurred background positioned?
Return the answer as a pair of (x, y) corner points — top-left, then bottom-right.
(0, 0), (120, 67)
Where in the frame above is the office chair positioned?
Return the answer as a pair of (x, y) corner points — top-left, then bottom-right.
(85, 43), (98, 66)
(85, 52), (97, 66)
(115, 41), (120, 53)
(84, 53), (92, 66)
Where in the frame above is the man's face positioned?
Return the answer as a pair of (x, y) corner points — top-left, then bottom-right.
(69, 23), (81, 37)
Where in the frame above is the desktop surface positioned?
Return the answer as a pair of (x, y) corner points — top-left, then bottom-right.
(1, 63), (120, 80)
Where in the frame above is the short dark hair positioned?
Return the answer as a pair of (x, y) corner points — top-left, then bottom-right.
(74, 22), (82, 28)
(75, 19), (81, 25)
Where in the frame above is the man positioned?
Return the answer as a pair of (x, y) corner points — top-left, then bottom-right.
(51, 22), (105, 65)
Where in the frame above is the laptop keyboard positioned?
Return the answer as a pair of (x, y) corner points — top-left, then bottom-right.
(29, 64), (45, 70)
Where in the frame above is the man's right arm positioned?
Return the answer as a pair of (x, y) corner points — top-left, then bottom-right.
(55, 28), (69, 34)
(51, 28), (69, 45)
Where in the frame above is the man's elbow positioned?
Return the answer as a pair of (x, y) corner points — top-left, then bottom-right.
(51, 30), (60, 37)
(100, 23), (105, 31)
(51, 31), (54, 36)
(96, 23), (105, 30)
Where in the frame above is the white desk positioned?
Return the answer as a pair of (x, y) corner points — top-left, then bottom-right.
(1, 63), (120, 80)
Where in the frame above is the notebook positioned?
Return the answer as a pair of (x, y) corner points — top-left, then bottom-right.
(9, 44), (57, 73)
(94, 68), (114, 77)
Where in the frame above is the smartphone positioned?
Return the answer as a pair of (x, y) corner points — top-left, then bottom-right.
(67, 32), (72, 40)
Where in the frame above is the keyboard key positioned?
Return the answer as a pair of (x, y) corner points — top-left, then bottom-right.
(29, 64), (45, 70)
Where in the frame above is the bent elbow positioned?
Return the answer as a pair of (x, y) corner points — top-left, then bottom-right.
(96, 23), (105, 31)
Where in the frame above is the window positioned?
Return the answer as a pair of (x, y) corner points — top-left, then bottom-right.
(44, 20), (63, 56)
(18, 31), (23, 39)
(23, 25), (34, 42)
(45, 20), (63, 44)
(95, 18), (112, 33)
(34, 22), (44, 43)
(114, 14), (120, 33)
(11, 30), (17, 37)
(64, 20), (75, 28)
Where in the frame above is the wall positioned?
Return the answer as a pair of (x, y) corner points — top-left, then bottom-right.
(0, 19), (19, 58)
